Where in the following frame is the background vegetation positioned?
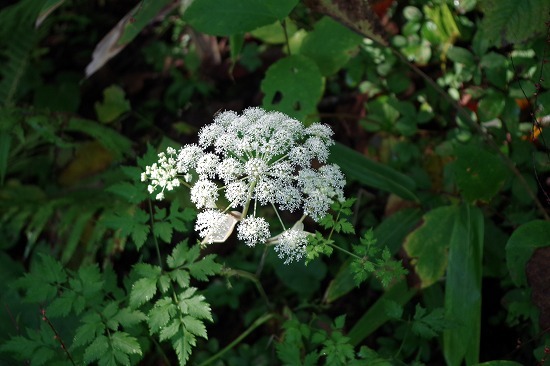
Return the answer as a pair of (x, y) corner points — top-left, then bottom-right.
(0, 0), (549, 365)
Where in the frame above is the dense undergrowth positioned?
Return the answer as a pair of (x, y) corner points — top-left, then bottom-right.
(0, 0), (549, 365)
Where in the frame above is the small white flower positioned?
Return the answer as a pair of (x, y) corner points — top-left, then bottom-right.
(225, 181), (248, 207)
(274, 228), (309, 264)
(176, 144), (203, 173)
(196, 153), (220, 179)
(217, 157), (244, 183)
(237, 216), (270, 247)
(191, 180), (219, 209)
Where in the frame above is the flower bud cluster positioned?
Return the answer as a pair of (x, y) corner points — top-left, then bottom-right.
(142, 107), (346, 263)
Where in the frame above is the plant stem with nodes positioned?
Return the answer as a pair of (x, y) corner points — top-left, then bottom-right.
(40, 308), (76, 366)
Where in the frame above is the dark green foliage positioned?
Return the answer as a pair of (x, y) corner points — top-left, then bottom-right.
(1, 0), (549, 365)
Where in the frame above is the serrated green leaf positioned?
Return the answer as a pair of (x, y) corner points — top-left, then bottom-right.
(187, 255), (222, 281)
(30, 346), (56, 366)
(130, 277), (158, 308)
(167, 241), (191, 269)
(159, 319), (181, 342)
(106, 182), (147, 204)
(78, 264), (104, 299)
(178, 289), (212, 321)
(111, 332), (142, 356)
(46, 291), (75, 318)
(84, 335), (109, 364)
(261, 55), (324, 120)
(479, 0), (550, 47)
(172, 328), (196, 366)
(183, 0), (299, 36)
(72, 315), (105, 349)
(102, 207), (150, 250)
(154, 221), (173, 243)
(148, 297), (176, 333)
(182, 315), (208, 339)
(113, 308), (147, 328)
(412, 305), (447, 339)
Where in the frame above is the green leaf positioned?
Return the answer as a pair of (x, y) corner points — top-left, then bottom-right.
(187, 255), (222, 281)
(167, 241), (192, 269)
(403, 206), (456, 288)
(84, 335), (109, 364)
(112, 308), (147, 328)
(348, 280), (417, 346)
(182, 315), (208, 338)
(412, 305), (447, 339)
(94, 85), (131, 124)
(130, 276), (159, 308)
(261, 55), (324, 120)
(183, 0), (299, 36)
(179, 288), (213, 321)
(505, 220), (550, 287)
(111, 332), (142, 356)
(118, 0), (173, 45)
(298, 17), (362, 76)
(329, 143), (419, 202)
(102, 207), (150, 250)
(154, 221), (173, 243)
(449, 145), (509, 202)
(66, 118), (132, 160)
(478, 0), (550, 47)
(443, 204), (484, 366)
(172, 328), (196, 366)
(73, 314), (105, 348)
(148, 297), (176, 333)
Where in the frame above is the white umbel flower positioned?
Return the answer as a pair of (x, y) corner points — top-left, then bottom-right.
(237, 216), (270, 247)
(274, 228), (309, 264)
(141, 107), (347, 261)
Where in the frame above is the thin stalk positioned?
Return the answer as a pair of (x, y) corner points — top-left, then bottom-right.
(222, 268), (271, 309)
(197, 313), (275, 366)
(147, 199), (163, 268)
(328, 241), (362, 260)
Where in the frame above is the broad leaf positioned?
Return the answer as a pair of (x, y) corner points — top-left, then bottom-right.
(261, 55), (324, 120)
(329, 143), (419, 202)
(183, 0), (299, 36)
(298, 17), (362, 76)
(443, 204), (484, 366)
(449, 145), (508, 203)
(403, 206), (456, 288)
(479, 0), (550, 47)
(506, 220), (550, 287)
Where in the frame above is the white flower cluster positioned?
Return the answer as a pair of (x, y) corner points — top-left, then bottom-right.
(141, 107), (346, 264)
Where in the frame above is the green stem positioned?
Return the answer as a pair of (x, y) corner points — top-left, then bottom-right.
(328, 242), (362, 260)
(147, 199), (163, 268)
(222, 268), (271, 309)
(240, 180), (257, 218)
(197, 313), (276, 366)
